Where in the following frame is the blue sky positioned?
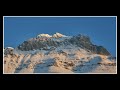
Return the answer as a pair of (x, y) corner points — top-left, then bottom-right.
(4, 16), (116, 56)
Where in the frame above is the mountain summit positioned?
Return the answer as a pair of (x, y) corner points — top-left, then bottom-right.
(37, 34), (52, 38)
(37, 32), (67, 38)
(18, 33), (110, 55)
(52, 32), (67, 38)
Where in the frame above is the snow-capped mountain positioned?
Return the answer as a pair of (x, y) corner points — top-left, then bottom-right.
(17, 33), (110, 55)
(4, 33), (116, 73)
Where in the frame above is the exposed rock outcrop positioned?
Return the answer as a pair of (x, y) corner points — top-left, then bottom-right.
(4, 47), (14, 55)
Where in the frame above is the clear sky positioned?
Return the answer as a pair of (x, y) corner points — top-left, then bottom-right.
(4, 16), (116, 56)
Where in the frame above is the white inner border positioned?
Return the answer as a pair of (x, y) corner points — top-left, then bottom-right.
(3, 16), (117, 74)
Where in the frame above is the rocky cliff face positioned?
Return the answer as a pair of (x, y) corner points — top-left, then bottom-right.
(17, 33), (110, 56)
(68, 34), (110, 55)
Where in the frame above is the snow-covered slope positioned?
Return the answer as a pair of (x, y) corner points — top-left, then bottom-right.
(4, 45), (116, 73)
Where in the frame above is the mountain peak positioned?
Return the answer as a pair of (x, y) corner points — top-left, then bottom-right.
(37, 34), (52, 38)
(18, 33), (110, 56)
(37, 32), (67, 38)
(53, 32), (66, 38)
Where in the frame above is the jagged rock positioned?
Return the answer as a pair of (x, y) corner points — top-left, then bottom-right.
(69, 34), (110, 55)
(96, 46), (110, 55)
(58, 50), (68, 56)
(54, 57), (60, 61)
(53, 60), (62, 67)
(64, 61), (75, 66)
(50, 46), (56, 50)
(4, 47), (14, 55)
